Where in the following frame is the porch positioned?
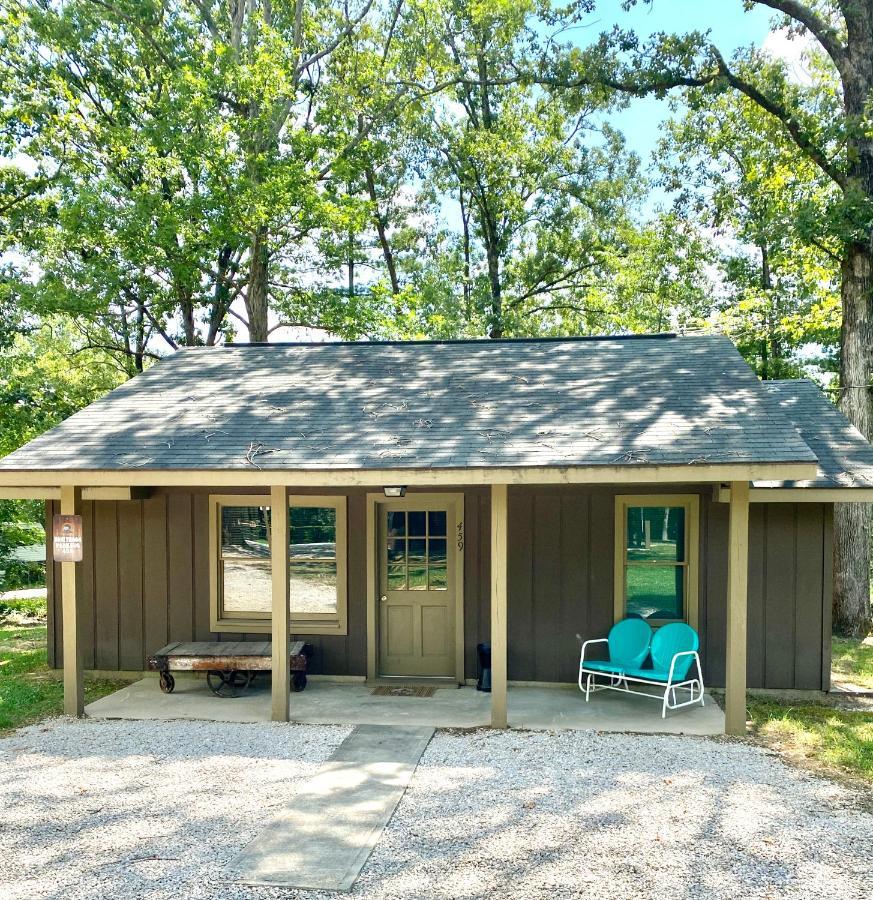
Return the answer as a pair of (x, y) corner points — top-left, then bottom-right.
(83, 675), (725, 735)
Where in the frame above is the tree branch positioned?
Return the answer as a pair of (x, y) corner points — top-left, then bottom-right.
(752, 0), (847, 73)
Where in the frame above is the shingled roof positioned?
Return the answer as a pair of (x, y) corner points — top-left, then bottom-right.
(754, 379), (873, 489)
(0, 333), (821, 475)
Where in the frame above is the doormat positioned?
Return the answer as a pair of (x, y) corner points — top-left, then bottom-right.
(371, 686), (436, 698)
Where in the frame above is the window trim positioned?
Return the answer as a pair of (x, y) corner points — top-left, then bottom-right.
(209, 494), (348, 635)
(613, 494), (699, 630)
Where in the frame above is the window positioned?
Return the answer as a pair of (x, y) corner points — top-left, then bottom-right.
(385, 509), (448, 591)
(210, 495), (348, 634)
(614, 495), (699, 628)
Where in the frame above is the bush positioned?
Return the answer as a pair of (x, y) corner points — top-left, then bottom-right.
(0, 596), (47, 619)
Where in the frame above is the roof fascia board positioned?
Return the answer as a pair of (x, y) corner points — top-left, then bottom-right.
(0, 487), (150, 501)
(749, 487), (873, 502)
(0, 462), (818, 489)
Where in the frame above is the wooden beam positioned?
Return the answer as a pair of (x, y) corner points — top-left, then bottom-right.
(490, 483), (508, 729)
(749, 487), (873, 502)
(725, 480), (750, 735)
(0, 460), (820, 488)
(270, 485), (290, 722)
(0, 487), (60, 500)
(59, 485), (83, 717)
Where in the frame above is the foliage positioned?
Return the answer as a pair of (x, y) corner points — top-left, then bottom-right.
(659, 58), (842, 379)
(0, 596), (47, 620)
(0, 320), (124, 457)
(0, 625), (128, 733)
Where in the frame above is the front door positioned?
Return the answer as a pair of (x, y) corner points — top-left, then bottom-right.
(379, 505), (455, 677)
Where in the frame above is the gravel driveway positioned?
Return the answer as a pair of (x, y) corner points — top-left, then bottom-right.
(2, 720), (871, 900)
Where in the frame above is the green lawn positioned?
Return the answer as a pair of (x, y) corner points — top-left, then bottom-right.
(0, 624), (129, 734)
(832, 636), (873, 690)
(748, 698), (873, 782)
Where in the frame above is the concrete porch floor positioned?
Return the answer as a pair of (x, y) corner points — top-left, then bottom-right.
(85, 676), (725, 735)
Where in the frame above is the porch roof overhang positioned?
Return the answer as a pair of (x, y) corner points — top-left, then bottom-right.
(0, 460), (819, 496)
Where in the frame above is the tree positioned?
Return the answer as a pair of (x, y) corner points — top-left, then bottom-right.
(547, 0), (873, 635)
(659, 82), (841, 379)
(0, 0), (407, 359)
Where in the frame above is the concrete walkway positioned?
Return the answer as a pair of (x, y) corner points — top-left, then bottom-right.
(229, 725), (434, 891)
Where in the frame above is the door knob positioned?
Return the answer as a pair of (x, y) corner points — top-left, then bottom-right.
(381, 595), (388, 603)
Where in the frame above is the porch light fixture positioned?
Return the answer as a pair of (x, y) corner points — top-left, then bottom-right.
(383, 486), (406, 498)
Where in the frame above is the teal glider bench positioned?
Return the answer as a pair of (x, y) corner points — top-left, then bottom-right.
(578, 618), (704, 718)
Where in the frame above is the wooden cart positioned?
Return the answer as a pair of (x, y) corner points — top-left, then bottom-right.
(147, 640), (312, 698)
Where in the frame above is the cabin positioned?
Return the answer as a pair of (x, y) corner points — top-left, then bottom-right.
(2, 333), (872, 734)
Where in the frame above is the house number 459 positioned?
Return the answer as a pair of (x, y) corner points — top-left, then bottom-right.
(457, 521), (464, 551)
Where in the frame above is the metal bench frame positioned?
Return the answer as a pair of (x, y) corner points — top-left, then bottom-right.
(578, 638), (705, 718)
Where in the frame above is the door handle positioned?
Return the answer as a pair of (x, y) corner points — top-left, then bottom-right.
(381, 595), (388, 603)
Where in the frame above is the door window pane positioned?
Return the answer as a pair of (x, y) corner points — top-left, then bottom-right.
(386, 511), (406, 537)
(408, 539), (427, 565)
(428, 511), (447, 536)
(385, 509), (450, 593)
(387, 564), (406, 590)
(408, 511), (427, 536)
(429, 539), (447, 565)
(429, 565), (447, 591)
(626, 565), (684, 620)
(626, 507), (685, 562)
(408, 566), (428, 590)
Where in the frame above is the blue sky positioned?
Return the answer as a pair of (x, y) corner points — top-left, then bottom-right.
(588, 1), (776, 175)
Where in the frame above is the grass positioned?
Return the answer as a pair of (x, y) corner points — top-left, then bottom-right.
(832, 635), (873, 690)
(747, 697), (873, 783)
(0, 624), (129, 734)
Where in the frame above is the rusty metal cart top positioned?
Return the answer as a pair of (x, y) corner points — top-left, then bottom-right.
(147, 640), (312, 697)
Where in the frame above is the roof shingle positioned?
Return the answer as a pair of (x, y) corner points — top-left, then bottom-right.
(0, 334), (819, 473)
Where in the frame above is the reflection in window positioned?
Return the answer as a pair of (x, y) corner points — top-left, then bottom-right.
(290, 506), (338, 614)
(623, 505), (687, 622)
(385, 510), (448, 590)
(220, 506), (272, 615)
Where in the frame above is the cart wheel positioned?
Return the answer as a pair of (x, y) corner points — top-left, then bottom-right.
(206, 670), (253, 698)
(291, 672), (307, 692)
(159, 671), (175, 694)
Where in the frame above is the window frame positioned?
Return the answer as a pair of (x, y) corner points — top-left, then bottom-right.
(613, 494), (699, 629)
(209, 494), (348, 635)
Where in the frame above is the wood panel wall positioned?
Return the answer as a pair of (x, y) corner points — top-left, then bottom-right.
(47, 484), (832, 690)
(503, 486), (832, 690)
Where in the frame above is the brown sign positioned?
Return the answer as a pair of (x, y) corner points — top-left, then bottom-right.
(53, 514), (83, 563)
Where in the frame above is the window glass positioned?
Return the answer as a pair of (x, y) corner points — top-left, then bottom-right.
(626, 565), (684, 621)
(626, 507), (685, 562)
(221, 506), (271, 614)
(384, 509), (449, 592)
(289, 506), (337, 614)
(620, 502), (691, 625)
(428, 511), (447, 536)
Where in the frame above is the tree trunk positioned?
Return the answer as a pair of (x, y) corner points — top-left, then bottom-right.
(834, 242), (873, 636)
(364, 167), (400, 296)
(486, 238), (502, 338)
(246, 225), (269, 342)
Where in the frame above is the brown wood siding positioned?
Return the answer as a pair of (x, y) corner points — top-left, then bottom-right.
(504, 487), (831, 690)
(46, 486), (832, 689)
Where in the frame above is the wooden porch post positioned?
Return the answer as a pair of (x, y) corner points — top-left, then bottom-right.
(490, 483), (508, 728)
(60, 485), (83, 717)
(270, 485), (290, 722)
(725, 479), (750, 735)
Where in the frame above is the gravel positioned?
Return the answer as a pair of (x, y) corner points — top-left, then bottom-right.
(2, 720), (872, 900)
